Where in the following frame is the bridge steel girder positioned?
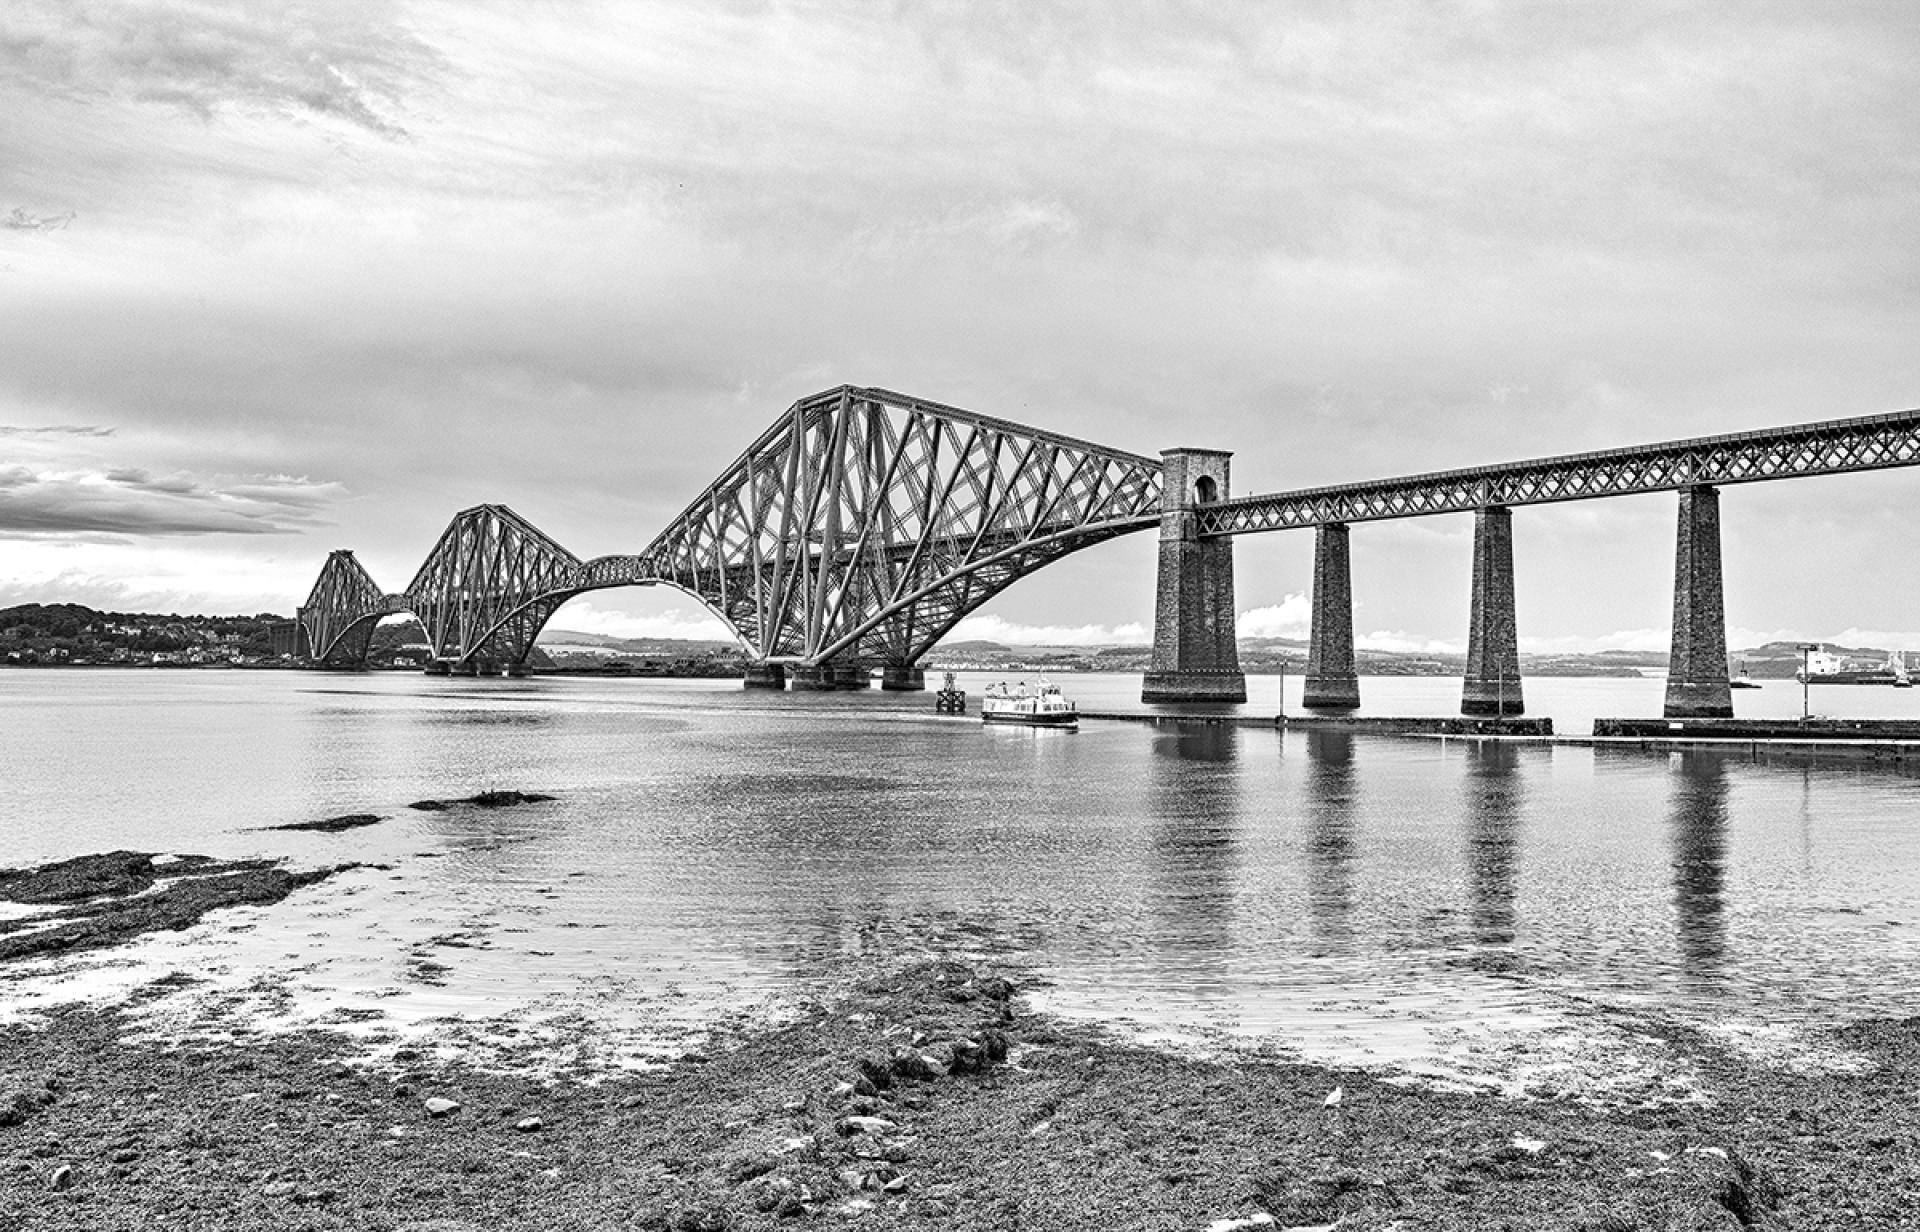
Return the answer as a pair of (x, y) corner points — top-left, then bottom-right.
(338, 387), (1162, 674)
(301, 395), (1920, 686)
(626, 386), (1163, 667)
(1198, 408), (1920, 536)
(403, 504), (584, 666)
(298, 550), (406, 665)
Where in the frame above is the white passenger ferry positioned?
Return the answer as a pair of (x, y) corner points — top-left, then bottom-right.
(980, 680), (1079, 727)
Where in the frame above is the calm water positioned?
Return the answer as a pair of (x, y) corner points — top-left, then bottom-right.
(5, 669), (1920, 1091)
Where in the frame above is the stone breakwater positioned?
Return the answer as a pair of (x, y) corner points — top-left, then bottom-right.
(2, 952), (1917, 1229)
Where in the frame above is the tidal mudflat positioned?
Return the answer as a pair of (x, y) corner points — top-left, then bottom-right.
(2, 850), (1915, 1230)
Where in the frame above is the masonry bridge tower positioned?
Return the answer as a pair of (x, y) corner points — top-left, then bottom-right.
(1170, 408), (1920, 718)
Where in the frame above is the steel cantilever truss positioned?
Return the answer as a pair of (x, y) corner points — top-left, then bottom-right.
(624, 387), (1163, 665)
(295, 386), (1164, 669)
(297, 550), (404, 664)
(1200, 408), (1920, 535)
(404, 504), (586, 665)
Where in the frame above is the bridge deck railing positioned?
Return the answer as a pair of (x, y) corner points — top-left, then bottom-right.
(1201, 407), (1920, 535)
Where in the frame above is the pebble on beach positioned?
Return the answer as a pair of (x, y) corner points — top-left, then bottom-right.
(2, 950), (1916, 1229)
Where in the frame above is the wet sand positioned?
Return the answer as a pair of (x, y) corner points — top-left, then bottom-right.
(2, 855), (1917, 1229)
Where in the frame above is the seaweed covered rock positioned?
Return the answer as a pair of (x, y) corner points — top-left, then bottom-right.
(407, 790), (556, 811)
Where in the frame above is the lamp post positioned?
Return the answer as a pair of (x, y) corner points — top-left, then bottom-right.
(1799, 643), (1818, 721)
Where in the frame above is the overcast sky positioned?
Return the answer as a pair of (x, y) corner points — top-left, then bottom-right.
(4, 1), (1917, 653)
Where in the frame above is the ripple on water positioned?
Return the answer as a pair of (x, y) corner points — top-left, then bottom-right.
(6, 671), (1920, 1095)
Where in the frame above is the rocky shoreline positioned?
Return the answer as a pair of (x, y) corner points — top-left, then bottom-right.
(1, 946), (1916, 1229)
(2, 846), (1917, 1228)
(0, 852), (360, 965)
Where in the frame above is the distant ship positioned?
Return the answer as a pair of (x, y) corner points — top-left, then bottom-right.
(1729, 660), (1761, 689)
(1796, 647), (1913, 687)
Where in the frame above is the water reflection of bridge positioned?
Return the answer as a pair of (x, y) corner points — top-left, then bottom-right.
(299, 386), (1920, 718)
(1148, 726), (1241, 982)
(1668, 753), (1731, 984)
(1291, 734), (1731, 981)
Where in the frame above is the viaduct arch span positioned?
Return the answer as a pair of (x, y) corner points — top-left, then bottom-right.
(298, 386), (1920, 718)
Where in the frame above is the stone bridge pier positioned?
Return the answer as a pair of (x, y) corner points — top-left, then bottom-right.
(1142, 448), (1247, 704)
(1302, 522), (1361, 710)
(742, 662), (787, 689)
(1461, 505), (1524, 717)
(1664, 486), (1733, 718)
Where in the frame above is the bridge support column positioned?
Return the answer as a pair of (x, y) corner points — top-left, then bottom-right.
(506, 663), (533, 678)
(880, 665), (926, 691)
(742, 662), (787, 690)
(1142, 449), (1247, 704)
(1664, 486), (1734, 718)
(789, 664), (836, 691)
(1461, 505), (1525, 717)
(1303, 522), (1361, 710)
(790, 661), (869, 690)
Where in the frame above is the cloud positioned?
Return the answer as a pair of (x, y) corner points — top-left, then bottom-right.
(0, 550), (306, 615)
(1356, 630), (1464, 656)
(106, 467), (201, 496)
(943, 614), (1149, 646)
(1, 208), (73, 231)
(1237, 596), (1309, 640)
(865, 197), (1083, 253)
(0, 466), (345, 538)
(0, 424), (113, 437)
(2, 0), (437, 138)
(1, 1), (1916, 641)
(221, 475), (344, 509)
(1238, 599), (1466, 655)
(536, 597), (737, 644)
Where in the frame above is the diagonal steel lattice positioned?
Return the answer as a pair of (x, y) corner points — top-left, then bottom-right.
(296, 386), (1165, 667)
(300, 396), (1920, 669)
(402, 504), (586, 665)
(612, 387), (1164, 665)
(297, 550), (405, 664)
(1199, 407), (1920, 535)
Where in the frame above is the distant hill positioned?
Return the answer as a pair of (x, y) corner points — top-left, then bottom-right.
(534, 629), (628, 648)
(0, 602), (292, 665)
(538, 628), (742, 655)
(9, 604), (1903, 681)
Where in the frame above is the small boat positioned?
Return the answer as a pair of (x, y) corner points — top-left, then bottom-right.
(981, 680), (1078, 727)
(1729, 660), (1761, 689)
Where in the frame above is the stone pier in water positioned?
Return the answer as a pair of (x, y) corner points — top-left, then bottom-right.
(1141, 448), (1247, 704)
